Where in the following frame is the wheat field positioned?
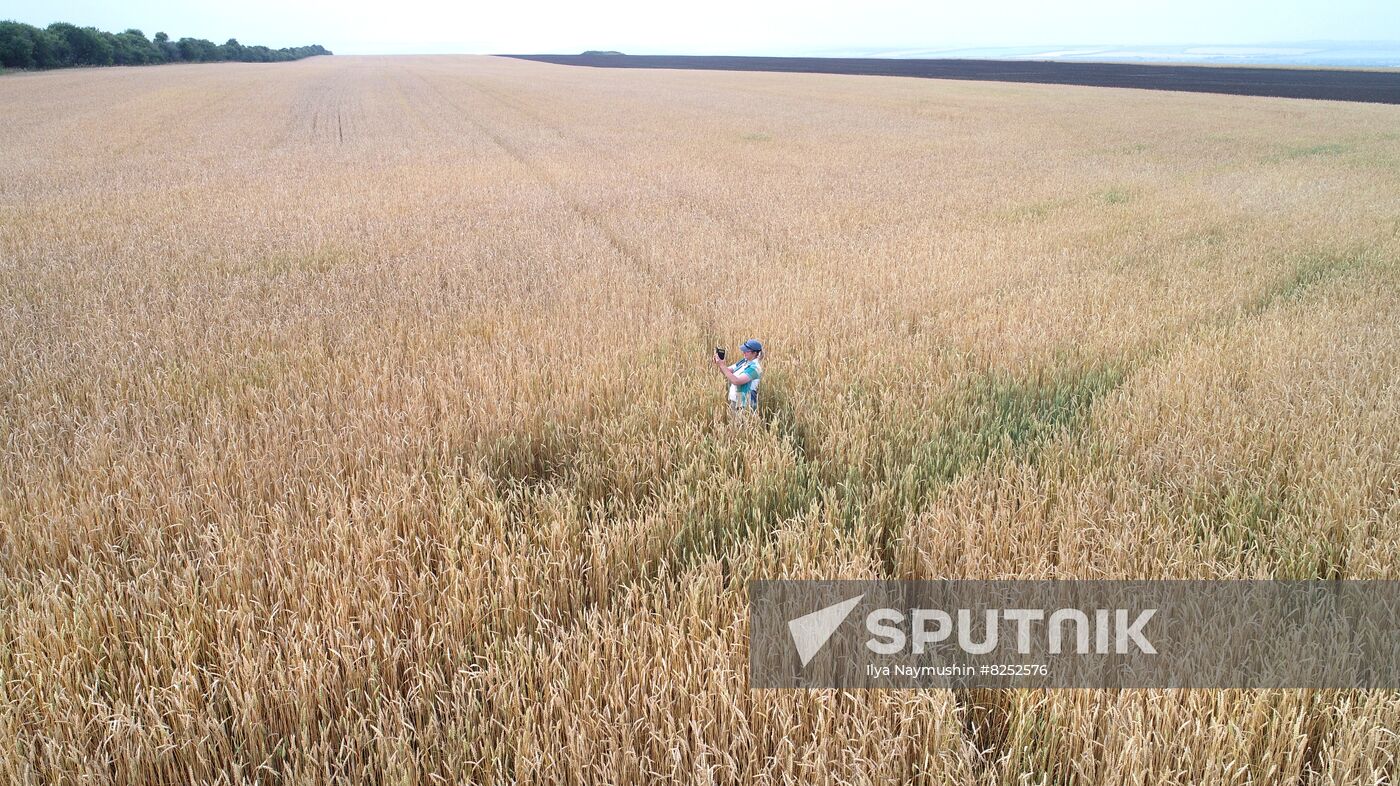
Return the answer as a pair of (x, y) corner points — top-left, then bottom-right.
(1, 54), (1398, 784)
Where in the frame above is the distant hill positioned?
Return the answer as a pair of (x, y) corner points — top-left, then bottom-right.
(581, 50), (624, 56)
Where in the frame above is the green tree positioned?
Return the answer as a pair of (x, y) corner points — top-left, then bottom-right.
(219, 37), (243, 61)
(114, 28), (161, 64)
(47, 22), (113, 66)
(31, 27), (69, 67)
(152, 31), (180, 62)
(177, 37), (218, 62)
(0, 21), (328, 70)
(0, 21), (37, 69)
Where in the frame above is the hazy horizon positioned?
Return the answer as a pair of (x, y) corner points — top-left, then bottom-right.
(3, 0), (1398, 65)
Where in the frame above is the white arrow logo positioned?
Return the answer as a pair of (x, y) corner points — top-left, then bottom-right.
(788, 594), (865, 667)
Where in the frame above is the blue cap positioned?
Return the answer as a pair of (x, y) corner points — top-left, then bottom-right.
(741, 339), (763, 353)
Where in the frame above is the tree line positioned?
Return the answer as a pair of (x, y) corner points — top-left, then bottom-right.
(0, 21), (331, 71)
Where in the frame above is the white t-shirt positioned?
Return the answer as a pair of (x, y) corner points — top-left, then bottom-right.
(727, 359), (762, 409)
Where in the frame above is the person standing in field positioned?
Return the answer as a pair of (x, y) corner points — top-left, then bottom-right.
(713, 339), (763, 414)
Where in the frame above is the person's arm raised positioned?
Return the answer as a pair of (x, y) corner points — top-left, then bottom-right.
(712, 356), (752, 385)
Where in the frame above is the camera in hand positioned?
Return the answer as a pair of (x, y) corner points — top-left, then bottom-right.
(715, 346), (726, 360)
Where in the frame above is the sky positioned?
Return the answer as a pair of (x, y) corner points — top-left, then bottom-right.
(2, 0), (1398, 57)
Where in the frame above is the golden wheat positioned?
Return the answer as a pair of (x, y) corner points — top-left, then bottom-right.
(1, 54), (1397, 784)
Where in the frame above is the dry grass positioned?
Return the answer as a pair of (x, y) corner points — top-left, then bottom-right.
(1, 54), (1398, 784)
